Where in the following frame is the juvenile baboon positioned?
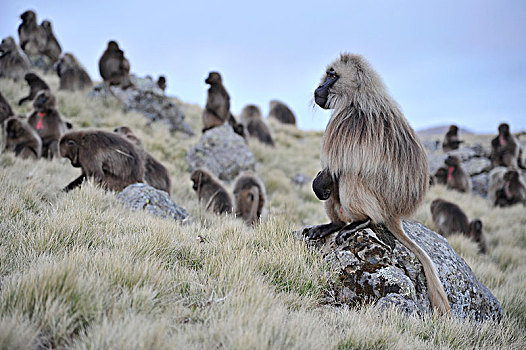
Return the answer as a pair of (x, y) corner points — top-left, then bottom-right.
(157, 75), (166, 91)
(490, 123), (524, 169)
(309, 54), (450, 313)
(239, 105), (274, 146)
(3, 117), (42, 159)
(27, 90), (70, 159)
(488, 167), (507, 204)
(18, 10), (46, 56)
(60, 130), (144, 192)
(0, 36), (31, 81)
(55, 53), (92, 91)
(430, 199), (469, 237)
(233, 171), (266, 226)
(312, 168), (337, 201)
(190, 168), (233, 214)
(432, 166), (448, 186)
(18, 72), (49, 106)
(98, 41), (132, 88)
(113, 126), (171, 194)
(442, 125), (463, 152)
(494, 170), (526, 207)
(469, 220), (488, 254)
(202, 72), (230, 132)
(444, 155), (472, 193)
(268, 100), (296, 125)
(0, 92), (14, 126)
(40, 20), (61, 63)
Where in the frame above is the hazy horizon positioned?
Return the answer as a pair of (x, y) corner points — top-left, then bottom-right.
(1, 0), (525, 133)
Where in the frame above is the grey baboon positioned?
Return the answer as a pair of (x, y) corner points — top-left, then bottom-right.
(309, 53), (450, 314)
(98, 41), (132, 88)
(40, 20), (62, 63)
(233, 171), (266, 226)
(202, 71), (230, 132)
(0, 36), (31, 81)
(430, 199), (469, 237)
(190, 168), (233, 214)
(444, 155), (471, 193)
(442, 125), (463, 152)
(493, 170), (526, 207)
(18, 72), (49, 106)
(55, 53), (93, 91)
(268, 100), (296, 125)
(490, 123), (524, 169)
(18, 10), (46, 56)
(3, 117), (42, 159)
(239, 104), (274, 146)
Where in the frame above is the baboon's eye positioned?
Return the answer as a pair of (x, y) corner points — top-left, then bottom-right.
(326, 69), (338, 78)
(248, 193), (254, 201)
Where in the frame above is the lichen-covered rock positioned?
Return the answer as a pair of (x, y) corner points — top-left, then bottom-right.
(88, 76), (194, 135)
(471, 173), (489, 198)
(301, 221), (502, 321)
(186, 124), (256, 182)
(117, 183), (189, 222)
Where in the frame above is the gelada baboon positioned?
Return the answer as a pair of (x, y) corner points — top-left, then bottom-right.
(444, 155), (471, 193)
(18, 10), (46, 56)
(0, 92), (14, 126)
(431, 166), (448, 186)
(442, 125), (463, 152)
(98, 41), (132, 88)
(55, 53), (92, 91)
(233, 171), (266, 226)
(490, 123), (525, 169)
(202, 72), (230, 132)
(60, 130), (144, 192)
(494, 170), (526, 207)
(3, 117), (42, 159)
(157, 75), (166, 91)
(0, 36), (31, 81)
(113, 126), (171, 194)
(488, 166), (507, 204)
(40, 20), (61, 63)
(18, 72), (49, 106)
(28, 90), (71, 159)
(468, 220), (488, 254)
(310, 53), (450, 313)
(430, 199), (469, 237)
(268, 100), (296, 125)
(239, 105), (274, 146)
(190, 168), (233, 214)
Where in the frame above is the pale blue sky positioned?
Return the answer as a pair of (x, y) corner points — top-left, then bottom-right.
(1, 0), (525, 133)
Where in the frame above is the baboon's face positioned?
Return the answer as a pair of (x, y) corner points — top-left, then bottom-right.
(237, 187), (258, 223)
(107, 41), (119, 51)
(504, 171), (518, 182)
(498, 123), (510, 135)
(0, 37), (16, 56)
(449, 125), (458, 133)
(205, 72), (221, 85)
(21, 11), (35, 22)
(24, 73), (38, 83)
(41, 20), (51, 30)
(6, 118), (24, 139)
(33, 90), (55, 110)
(190, 170), (206, 191)
(243, 105), (261, 119)
(430, 199), (441, 212)
(315, 67), (339, 109)
(469, 220), (482, 238)
(444, 156), (459, 167)
(59, 135), (81, 167)
(312, 170), (334, 200)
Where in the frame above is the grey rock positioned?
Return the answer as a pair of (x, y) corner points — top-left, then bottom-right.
(186, 124), (256, 182)
(427, 153), (448, 175)
(117, 183), (189, 222)
(471, 173), (490, 198)
(462, 157), (491, 176)
(301, 221), (502, 321)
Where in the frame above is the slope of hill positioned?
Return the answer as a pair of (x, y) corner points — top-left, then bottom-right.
(1, 74), (525, 349)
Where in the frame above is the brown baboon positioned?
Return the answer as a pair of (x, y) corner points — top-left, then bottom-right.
(157, 75), (166, 91)
(60, 130), (144, 192)
(490, 123), (524, 169)
(0, 36), (31, 81)
(488, 167), (508, 204)
(494, 170), (526, 207)
(309, 54), (450, 314)
(239, 105), (274, 146)
(40, 20), (61, 63)
(312, 168), (337, 201)
(469, 220), (488, 254)
(444, 155), (471, 193)
(190, 168), (233, 214)
(233, 171), (266, 226)
(430, 199), (469, 237)
(18, 10), (46, 56)
(3, 117), (42, 159)
(432, 166), (448, 186)
(113, 126), (171, 194)
(18, 72), (49, 106)
(268, 100), (296, 125)
(98, 41), (132, 88)
(202, 72), (230, 132)
(228, 113), (246, 139)
(0, 92), (14, 126)
(27, 90), (71, 159)
(55, 53), (92, 91)
(442, 125), (463, 152)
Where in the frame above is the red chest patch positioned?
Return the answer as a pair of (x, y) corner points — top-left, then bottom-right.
(499, 135), (505, 146)
(36, 112), (46, 130)
(447, 166), (454, 181)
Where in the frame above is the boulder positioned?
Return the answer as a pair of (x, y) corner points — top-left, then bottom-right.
(186, 124), (256, 182)
(301, 221), (502, 321)
(117, 183), (189, 222)
(471, 173), (490, 198)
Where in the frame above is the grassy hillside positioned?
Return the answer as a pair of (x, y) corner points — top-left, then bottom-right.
(1, 73), (525, 349)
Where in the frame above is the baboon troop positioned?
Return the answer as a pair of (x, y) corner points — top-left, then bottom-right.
(98, 41), (132, 88)
(233, 171), (266, 226)
(60, 130), (144, 192)
(239, 105), (274, 146)
(18, 72), (49, 106)
(202, 71), (230, 132)
(444, 155), (471, 193)
(309, 53), (450, 314)
(0, 36), (31, 81)
(442, 125), (463, 152)
(113, 126), (171, 194)
(55, 53), (93, 91)
(490, 123), (524, 169)
(27, 90), (71, 159)
(190, 168), (233, 214)
(268, 100), (296, 125)
(3, 117), (42, 159)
